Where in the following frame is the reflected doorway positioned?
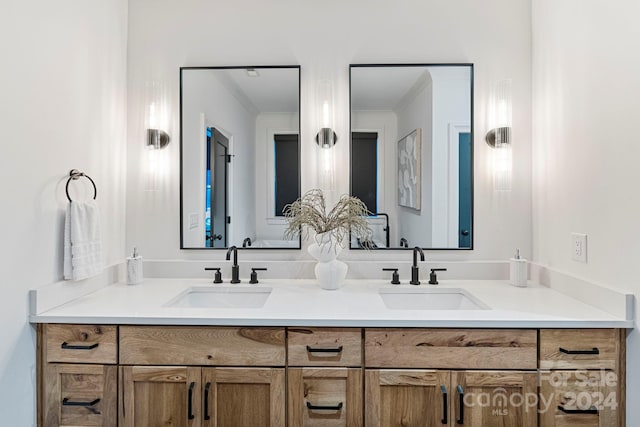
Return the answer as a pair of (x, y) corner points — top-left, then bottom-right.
(205, 127), (229, 248)
(458, 132), (472, 247)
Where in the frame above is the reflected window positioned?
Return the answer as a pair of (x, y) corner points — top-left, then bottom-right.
(274, 134), (299, 216)
(351, 131), (378, 213)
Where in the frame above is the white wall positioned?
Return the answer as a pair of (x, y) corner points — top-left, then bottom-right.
(430, 68), (472, 247)
(0, 0), (128, 424)
(531, 0), (640, 422)
(396, 79), (435, 246)
(126, 0), (533, 262)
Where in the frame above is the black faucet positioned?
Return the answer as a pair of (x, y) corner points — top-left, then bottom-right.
(226, 246), (240, 283)
(410, 246), (425, 285)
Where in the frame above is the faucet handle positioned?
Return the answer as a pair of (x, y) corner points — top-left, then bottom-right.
(250, 268), (267, 284)
(382, 268), (400, 285)
(428, 268), (447, 285)
(205, 267), (223, 284)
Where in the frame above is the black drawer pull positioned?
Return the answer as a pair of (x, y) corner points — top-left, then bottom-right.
(204, 382), (211, 421)
(306, 401), (343, 411)
(558, 405), (599, 415)
(188, 382), (195, 420)
(456, 385), (464, 424)
(306, 345), (343, 353)
(62, 397), (101, 407)
(440, 385), (448, 425)
(559, 347), (600, 355)
(61, 342), (99, 350)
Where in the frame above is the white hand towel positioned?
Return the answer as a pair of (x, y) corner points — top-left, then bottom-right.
(63, 200), (104, 281)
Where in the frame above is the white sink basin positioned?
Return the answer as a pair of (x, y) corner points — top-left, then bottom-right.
(379, 287), (490, 310)
(166, 286), (272, 309)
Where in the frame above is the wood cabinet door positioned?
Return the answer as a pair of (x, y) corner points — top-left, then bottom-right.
(42, 363), (117, 427)
(539, 370), (619, 427)
(288, 367), (363, 426)
(451, 371), (537, 427)
(119, 366), (201, 427)
(202, 367), (285, 427)
(365, 369), (450, 427)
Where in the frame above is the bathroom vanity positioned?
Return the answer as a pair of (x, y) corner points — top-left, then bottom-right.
(32, 279), (630, 427)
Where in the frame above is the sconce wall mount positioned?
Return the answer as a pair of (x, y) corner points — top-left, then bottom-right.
(147, 128), (170, 149)
(485, 126), (511, 148)
(315, 127), (337, 149)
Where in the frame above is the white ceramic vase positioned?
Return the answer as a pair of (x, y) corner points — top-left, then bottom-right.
(307, 232), (348, 290)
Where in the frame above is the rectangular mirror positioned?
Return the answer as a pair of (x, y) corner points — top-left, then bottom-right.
(349, 64), (473, 250)
(180, 66), (301, 249)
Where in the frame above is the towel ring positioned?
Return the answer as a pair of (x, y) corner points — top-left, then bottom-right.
(65, 169), (97, 202)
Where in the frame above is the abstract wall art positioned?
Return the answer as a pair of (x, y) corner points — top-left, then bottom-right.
(397, 128), (422, 210)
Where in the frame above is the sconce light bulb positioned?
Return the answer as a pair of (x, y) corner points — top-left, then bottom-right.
(149, 101), (158, 129)
(322, 101), (330, 128)
(497, 99), (509, 127)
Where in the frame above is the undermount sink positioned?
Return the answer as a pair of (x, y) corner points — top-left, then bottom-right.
(165, 286), (272, 309)
(379, 287), (490, 310)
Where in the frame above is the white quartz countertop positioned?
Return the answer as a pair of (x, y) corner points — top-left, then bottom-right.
(29, 278), (633, 328)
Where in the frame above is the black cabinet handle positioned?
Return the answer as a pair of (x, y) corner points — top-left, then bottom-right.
(204, 382), (211, 421)
(62, 397), (100, 407)
(188, 382), (195, 420)
(456, 385), (464, 424)
(559, 347), (600, 355)
(306, 345), (343, 353)
(558, 405), (599, 415)
(440, 385), (448, 425)
(306, 401), (343, 411)
(61, 342), (99, 350)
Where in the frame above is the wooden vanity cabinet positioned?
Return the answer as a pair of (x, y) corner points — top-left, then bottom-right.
(119, 366), (201, 427)
(538, 329), (625, 427)
(202, 367), (285, 427)
(37, 325), (626, 427)
(365, 369), (450, 427)
(118, 326), (286, 427)
(452, 370), (538, 427)
(288, 368), (362, 427)
(119, 366), (285, 427)
(363, 329), (539, 427)
(38, 324), (118, 427)
(287, 328), (363, 426)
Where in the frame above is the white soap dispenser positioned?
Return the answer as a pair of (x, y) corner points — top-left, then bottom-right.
(509, 249), (528, 287)
(126, 247), (143, 285)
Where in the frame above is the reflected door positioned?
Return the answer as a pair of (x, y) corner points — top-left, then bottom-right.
(458, 132), (472, 248)
(206, 127), (228, 248)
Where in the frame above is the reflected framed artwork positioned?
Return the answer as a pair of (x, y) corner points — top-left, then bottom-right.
(397, 128), (422, 210)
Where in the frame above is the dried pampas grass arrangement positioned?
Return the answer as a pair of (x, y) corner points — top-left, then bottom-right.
(283, 189), (372, 244)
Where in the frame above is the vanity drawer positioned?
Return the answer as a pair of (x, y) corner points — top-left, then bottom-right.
(540, 329), (620, 370)
(45, 324), (117, 364)
(42, 363), (117, 426)
(119, 326), (286, 366)
(364, 328), (537, 369)
(288, 368), (363, 426)
(288, 328), (362, 367)
(539, 370), (618, 427)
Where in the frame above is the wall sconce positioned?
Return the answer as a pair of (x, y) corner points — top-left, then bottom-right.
(144, 84), (170, 191)
(146, 101), (170, 150)
(315, 80), (337, 190)
(147, 129), (170, 149)
(315, 80), (337, 148)
(486, 79), (512, 191)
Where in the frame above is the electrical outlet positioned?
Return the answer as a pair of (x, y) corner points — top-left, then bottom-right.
(571, 233), (587, 263)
